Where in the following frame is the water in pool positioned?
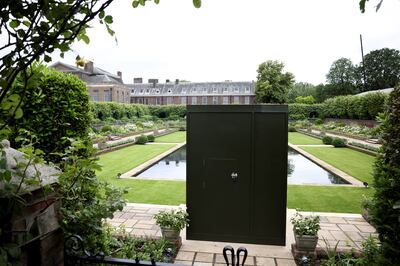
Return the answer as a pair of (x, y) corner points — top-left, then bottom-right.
(136, 146), (349, 184)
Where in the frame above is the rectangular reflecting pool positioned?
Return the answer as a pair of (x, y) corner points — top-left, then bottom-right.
(135, 146), (349, 185)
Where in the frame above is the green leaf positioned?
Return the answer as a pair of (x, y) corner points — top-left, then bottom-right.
(9, 20), (20, 28)
(139, 0), (146, 6)
(44, 55), (52, 63)
(22, 20), (31, 27)
(104, 15), (113, 24)
(193, 0), (201, 8)
(154, 0), (160, 4)
(99, 10), (105, 19)
(14, 108), (23, 119)
(80, 35), (90, 44)
(132, 1), (139, 8)
(106, 24), (115, 36)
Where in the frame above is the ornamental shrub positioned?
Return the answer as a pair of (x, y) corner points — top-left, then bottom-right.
(369, 85), (400, 264)
(288, 126), (297, 132)
(147, 134), (155, 142)
(148, 105), (186, 119)
(6, 64), (91, 162)
(101, 125), (112, 133)
(322, 136), (333, 145)
(332, 138), (346, 147)
(136, 135), (148, 144)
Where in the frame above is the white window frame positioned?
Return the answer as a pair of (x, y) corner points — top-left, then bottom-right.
(202, 96), (207, 105)
(191, 97), (197, 105)
(181, 96), (187, 105)
(234, 96), (240, 104)
(223, 96), (229, 105)
(245, 96), (250, 104)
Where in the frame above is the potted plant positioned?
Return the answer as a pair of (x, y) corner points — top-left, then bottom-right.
(291, 212), (320, 252)
(154, 209), (189, 242)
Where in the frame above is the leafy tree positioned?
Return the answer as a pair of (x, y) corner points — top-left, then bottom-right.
(370, 85), (400, 264)
(6, 64), (91, 162)
(326, 58), (357, 85)
(363, 48), (400, 91)
(325, 58), (359, 96)
(287, 82), (316, 103)
(255, 60), (294, 104)
(359, 0), (384, 13)
(0, 0), (200, 135)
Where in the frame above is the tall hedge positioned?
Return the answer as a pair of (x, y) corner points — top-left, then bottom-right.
(90, 102), (149, 121)
(370, 85), (400, 264)
(90, 103), (186, 121)
(288, 104), (323, 120)
(7, 64), (91, 162)
(320, 93), (387, 120)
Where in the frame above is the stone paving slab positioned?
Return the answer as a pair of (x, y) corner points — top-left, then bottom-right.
(107, 204), (377, 265)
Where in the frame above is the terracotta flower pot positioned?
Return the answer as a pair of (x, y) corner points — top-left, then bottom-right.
(295, 234), (318, 251)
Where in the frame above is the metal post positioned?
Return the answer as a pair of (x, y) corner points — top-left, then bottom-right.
(360, 34), (367, 91)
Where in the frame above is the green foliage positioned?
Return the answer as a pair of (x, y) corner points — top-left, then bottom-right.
(363, 48), (400, 91)
(287, 82), (316, 103)
(288, 126), (297, 132)
(295, 95), (316, 104)
(315, 83), (358, 103)
(370, 85), (400, 263)
(5, 64), (91, 162)
(326, 58), (358, 86)
(154, 209), (189, 231)
(320, 93), (387, 120)
(332, 138), (347, 148)
(0, 0), (117, 111)
(148, 105), (186, 119)
(288, 104), (322, 120)
(59, 140), (126, 254)
(322, 136), (333, 145)
(90, 103), (187, 122)
(255, 60), (295, 103)
(101, 125), (112, 133)
(291, 212), (320, 236)
(147, 135), (155, 142)
(136, 135), (148, 144)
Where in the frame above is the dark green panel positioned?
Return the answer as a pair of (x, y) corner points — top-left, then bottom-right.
(187, 112), (251, 239)
(187, 105), (287, 245)
(253, 113), (287, 245)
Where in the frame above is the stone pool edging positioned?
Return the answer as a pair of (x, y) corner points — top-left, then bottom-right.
(120, 142), (186, 179)
(288, 143), (364, 187)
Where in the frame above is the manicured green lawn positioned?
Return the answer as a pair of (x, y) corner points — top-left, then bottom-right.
(301, 147), (375, 184)
(97, 144), (175, 179)
(288, 185), (374, 213)
(107, 179), (185, 205)
(155, 131), (186, 143)
(288, 132), (322, 145)
(97, 143), (185, 204)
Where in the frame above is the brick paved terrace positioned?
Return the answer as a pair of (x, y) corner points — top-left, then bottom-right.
(107, 203), (377, 266)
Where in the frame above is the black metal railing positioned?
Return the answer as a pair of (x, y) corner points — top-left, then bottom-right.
(64, 235), (248, 266)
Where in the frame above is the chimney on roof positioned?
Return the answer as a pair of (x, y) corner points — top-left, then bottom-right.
(84, 61), (94, 73)
(175, 79), (179, 85)
(134, 77), (143, 84)
(148, 78), (158, 88)
(166, 79), (170, 83)
(117, 71), (122, 79)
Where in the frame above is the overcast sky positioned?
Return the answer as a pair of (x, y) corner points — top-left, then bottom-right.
(51, 0), (400, 85)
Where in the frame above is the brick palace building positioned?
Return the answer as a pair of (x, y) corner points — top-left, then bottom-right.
(128, 78), (256, 105)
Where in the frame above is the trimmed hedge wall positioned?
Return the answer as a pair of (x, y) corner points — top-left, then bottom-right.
(321, 93), (387, 120)
(288, 104), (323, 120)
(91, 92), (387, 122)
(90, 103), (186, 121)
